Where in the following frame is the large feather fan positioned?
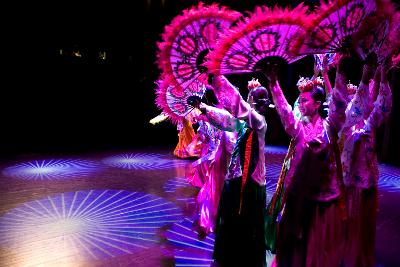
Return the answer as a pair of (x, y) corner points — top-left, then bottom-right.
(205, 4), (310, 75)
(156, 2), (241, 90)
(155, 75), (206, 125)
(353, 0), (397, 62)
(299, 0), (378, 55)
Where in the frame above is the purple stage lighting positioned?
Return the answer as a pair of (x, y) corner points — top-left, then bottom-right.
(163, 177), (190, 193)
(378, 164), (400, 192)
(0, 190), (184, 263)
(2, 159), (102, 180)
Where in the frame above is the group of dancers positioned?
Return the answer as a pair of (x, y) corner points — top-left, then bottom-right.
(148, 0), (400, 265)
(169, 49), (395, 267)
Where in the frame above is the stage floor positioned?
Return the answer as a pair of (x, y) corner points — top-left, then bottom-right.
(0, 146), (399, 267)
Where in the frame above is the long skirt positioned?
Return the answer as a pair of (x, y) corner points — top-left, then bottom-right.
(342, 186), (378, 267)
(276, 193), (345, 267)
(213, 177), (267, 267)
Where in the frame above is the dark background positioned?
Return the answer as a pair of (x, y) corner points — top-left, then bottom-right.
(2, 0), (399, 166)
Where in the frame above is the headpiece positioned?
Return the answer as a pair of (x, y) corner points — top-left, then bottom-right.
(296, 76), (324, 92)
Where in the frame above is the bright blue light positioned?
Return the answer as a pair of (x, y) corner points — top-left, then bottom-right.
(0, 190), (184, 262)
(378, 164), (400, 192)
(102, 153), (190, 170)
(2, 159), (102, 180)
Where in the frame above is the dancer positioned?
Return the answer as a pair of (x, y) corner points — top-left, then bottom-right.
(262, 53), (348, 267)
(188, 75), (270, 267)
(188, 87), (238, 237)
(341, 57), (393, 267)
(173, 112), (201, 159)
(265, 56), (332, 253)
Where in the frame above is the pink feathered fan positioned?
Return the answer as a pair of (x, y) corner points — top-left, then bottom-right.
(155, 75), (206, 124)
(353, 0), (398, 62)
(300, 0), (378, 55)
(205, 4), (310, 75)
(156, 2), (241, 90)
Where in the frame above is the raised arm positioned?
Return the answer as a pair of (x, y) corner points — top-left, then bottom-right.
(342, 63), (378, 130)
(198, 103), (245, 132)
(211, 75), (265, 130)
(321, 61), (333, 96)
(365, 63), (392, 132)
(326, 54), (350, 133)
(263, 66), (300, 137)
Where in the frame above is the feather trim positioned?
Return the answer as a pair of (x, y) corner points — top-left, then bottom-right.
(205, 4), (310, 75)
(352, 0), (397, 60)
(149, 113), (169, 125)
(302, 0), (378, 54)
(155, 75), (206, 125)
(156, 2), (241, 88)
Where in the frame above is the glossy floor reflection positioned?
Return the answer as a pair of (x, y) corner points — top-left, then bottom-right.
(0, 146), (399, 266)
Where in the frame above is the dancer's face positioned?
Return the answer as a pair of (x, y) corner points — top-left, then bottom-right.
(298, 92), (320, 117)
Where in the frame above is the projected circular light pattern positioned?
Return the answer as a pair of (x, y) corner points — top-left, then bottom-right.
(378, 164), (400, 192)
(164, 177), (191, 193)
(2, 159), (102, 180)
(0, 190), (184, 264)
(102, 153), (189, 170)
(266, 163), (283, 181)
(166, 217), (275, 267)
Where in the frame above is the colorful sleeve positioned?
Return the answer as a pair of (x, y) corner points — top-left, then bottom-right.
(365, 82), (392, 132)
(269, 82), (300, 137)
(212, 75), (264, 130)
(202, 104), (245, 132)
(343, 81), (369, 129)
(327, 70), (348, 133)
(212, 75), (242, 115)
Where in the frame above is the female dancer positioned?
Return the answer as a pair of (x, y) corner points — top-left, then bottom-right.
(262, 53), (348, 267)
(188, 75), (270, 267)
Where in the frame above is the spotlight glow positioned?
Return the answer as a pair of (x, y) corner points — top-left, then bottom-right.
(0, 190), (184, 264)
(2, 159), (102, 180)
(102, 153), (189, 170)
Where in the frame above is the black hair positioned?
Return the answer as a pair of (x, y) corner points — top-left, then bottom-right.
(310, 84), (327, 118)
(203, 87), (219, 107)
(250, 86), (270, 117)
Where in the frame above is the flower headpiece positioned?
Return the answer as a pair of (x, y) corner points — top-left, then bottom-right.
(347, 81), (358, 94)
(247, 78), (262, 90)
(296, 76), (324, 92)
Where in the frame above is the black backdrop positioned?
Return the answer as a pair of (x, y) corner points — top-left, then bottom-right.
(2, 0), (399, 166)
